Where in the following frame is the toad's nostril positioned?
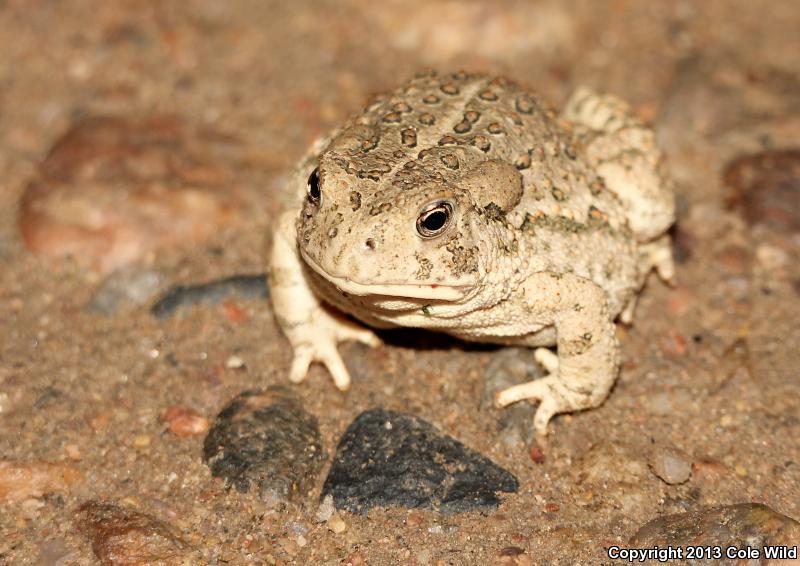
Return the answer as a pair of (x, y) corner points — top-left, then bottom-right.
(364, 238), (376, 250)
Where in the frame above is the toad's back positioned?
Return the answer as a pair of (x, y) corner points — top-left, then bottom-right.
(319, 71), (639, 243)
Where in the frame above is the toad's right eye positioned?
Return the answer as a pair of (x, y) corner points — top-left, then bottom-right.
(307, 167), (321, 205)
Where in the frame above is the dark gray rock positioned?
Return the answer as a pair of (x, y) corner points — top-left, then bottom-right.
(203, 387), (324, 506)
(322, 409), (518, 515)
(151, 273), (267, 319)
(87, 266), (165, 315)
(631, 503), (800, 565)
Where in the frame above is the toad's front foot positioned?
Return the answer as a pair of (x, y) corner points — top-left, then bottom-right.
(494, 373), (584, 436)
(286, 305), (382, 391)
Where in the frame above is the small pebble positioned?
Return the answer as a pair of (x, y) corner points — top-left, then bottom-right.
(406, 511), (425, 527)
(133, 435), (151, 449)
(160, 406), (210, 438)
(344, 553), (367, 566)
(225, 355), (245, 369)
(493, 546), (532, 566)
(649, 445), (692, 485)
(328, 515), (346, 534)
(64, 444), (82, 461)
(87, 266), (165, 315)
(37, 538), (80, 566)
(0, 460), (83, 503)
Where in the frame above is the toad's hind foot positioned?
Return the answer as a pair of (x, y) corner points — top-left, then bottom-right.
(494, 374), (574, 436)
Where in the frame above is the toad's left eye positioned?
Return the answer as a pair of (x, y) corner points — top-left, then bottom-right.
(307, 167), (321, 205)
(416, 200), (453, 238)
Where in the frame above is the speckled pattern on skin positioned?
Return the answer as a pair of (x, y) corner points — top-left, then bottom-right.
(269, 71), (676, 436)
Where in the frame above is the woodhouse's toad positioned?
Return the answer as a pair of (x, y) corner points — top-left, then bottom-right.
(269, 71), (675, 436)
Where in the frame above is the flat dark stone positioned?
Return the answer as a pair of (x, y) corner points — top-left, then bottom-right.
(203, 387), (324, 505)
(151, 273), (267, 319)
(322, 409), (518, 514)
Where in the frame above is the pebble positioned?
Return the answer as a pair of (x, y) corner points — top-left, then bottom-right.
(649, 445), (692, 485)
(481, 348), (544, 449)
(321, 408), (518, 514)
(492, 546), (532, 566)
(724, 149), (800, 234)
(225, 354), (246, 369)
(132, 435), (151, 449)
(631, 503), (800, 563)
(202, 387), (325, 505)
(160, 405), (210, 438)
(343, 553), (367, 566)
(0, 460), (83, 503)
(77, 500), (195, 565)
(151, 273), (268, 319)
(327, 515), (347, 534)
(64, 444), (82, 461)
(37, 538), (80, 566)
(87, 266), (165, 315)
(18, 115), (246, 274)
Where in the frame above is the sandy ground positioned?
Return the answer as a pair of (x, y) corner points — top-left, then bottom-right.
(0, 1), (798, 564)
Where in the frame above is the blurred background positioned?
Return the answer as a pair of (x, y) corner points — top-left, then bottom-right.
(1, 1), (798, 564)
(2, 0), (797, 269)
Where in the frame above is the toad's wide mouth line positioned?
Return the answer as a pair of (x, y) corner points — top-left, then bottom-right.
(300, 249), (469, 301)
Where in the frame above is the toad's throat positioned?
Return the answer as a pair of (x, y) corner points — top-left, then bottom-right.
(300, 250), (469, 301)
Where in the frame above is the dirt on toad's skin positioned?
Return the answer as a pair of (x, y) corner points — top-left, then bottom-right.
(0, 1), (798, 565)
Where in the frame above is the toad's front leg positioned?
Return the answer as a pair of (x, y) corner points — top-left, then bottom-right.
(269, 210), (382, 391)
(494, 273), (619, 436)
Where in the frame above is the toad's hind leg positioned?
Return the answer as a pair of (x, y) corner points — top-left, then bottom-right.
(563, 88), (676, 244)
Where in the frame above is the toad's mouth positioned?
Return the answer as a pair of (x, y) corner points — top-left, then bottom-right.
(300, 249), (470, 301)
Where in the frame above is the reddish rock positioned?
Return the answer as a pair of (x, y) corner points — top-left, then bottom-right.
(661, 330), (688, 356)
(0, 460), (83, 503)
(725, 149), (800, 234)
(528, 441), (546, 464)
(77, 500), (195, 565)
(492, 546), (532, 566)
(160, 405), (210, 438)
(631, 503), (800, 565)
(19, 116), (246, 274)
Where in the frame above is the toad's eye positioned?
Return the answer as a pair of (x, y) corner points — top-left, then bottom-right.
(307, 167), (321, 205)
(416, 201), (453, 238)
